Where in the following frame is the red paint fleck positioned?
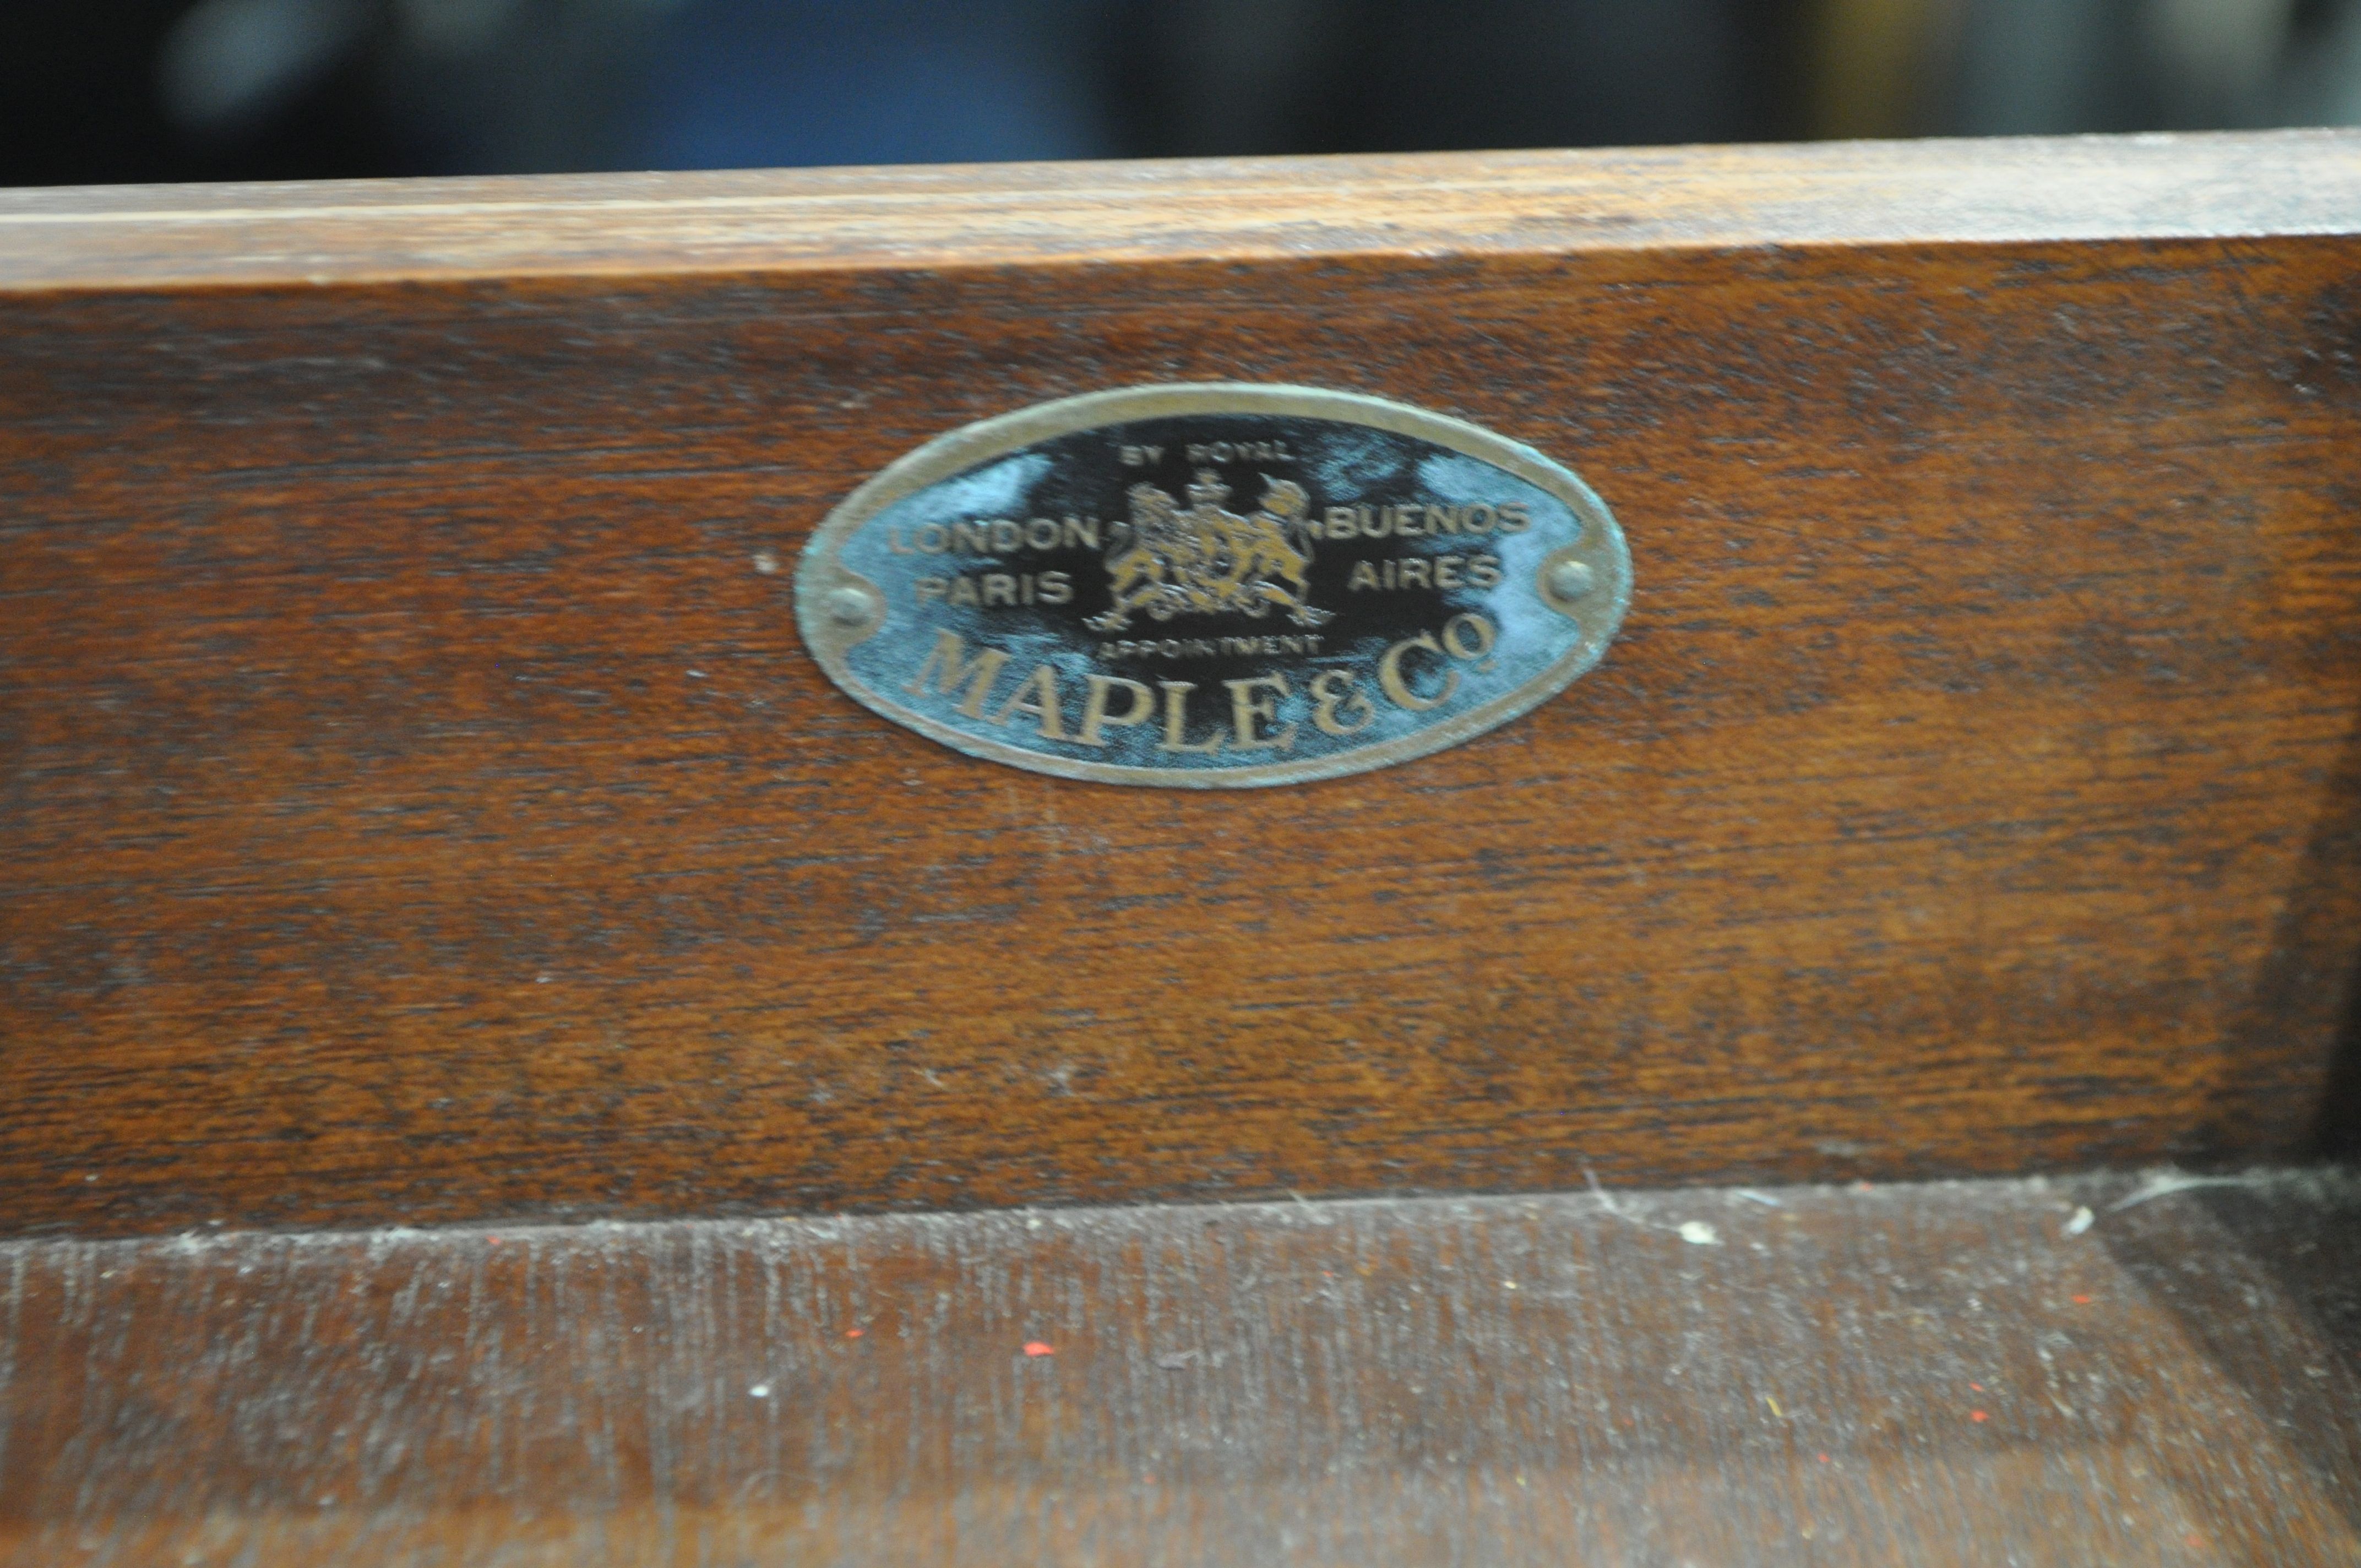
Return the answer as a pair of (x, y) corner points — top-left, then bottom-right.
(2072, 1294), (2092, 1305)
(1816, 1453), (1830, 1464)
(846, 1328), (865, 1339)
(1970, 1382), (1984, 1391)
(1023, 1341), (1056, 1358)
(1970, 1410), (1989, 1423)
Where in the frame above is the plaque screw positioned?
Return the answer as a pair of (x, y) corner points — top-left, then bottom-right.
(825, 585), (879, 627)
(1546, 559), (1596, 601)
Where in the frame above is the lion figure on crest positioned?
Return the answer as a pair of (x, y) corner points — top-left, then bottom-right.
(1084, 469), (1334, 633)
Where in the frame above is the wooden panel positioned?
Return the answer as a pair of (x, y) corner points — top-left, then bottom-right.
(1, 1170), (2355, 1565)
(3, 131), (2358, 288)
(5, 132), (2361, 1235)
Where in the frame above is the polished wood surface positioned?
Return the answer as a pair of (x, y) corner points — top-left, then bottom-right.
(1, 1170), (2354, 1565)
(6, 132), (2361, 1235)
(2, 131), (2357, 288)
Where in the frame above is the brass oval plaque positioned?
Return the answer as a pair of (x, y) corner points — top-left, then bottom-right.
(796, 384), (1630, 788)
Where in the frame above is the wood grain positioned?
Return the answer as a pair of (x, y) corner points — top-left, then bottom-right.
(5, 132), (2361, 1234)
(0, 1170), (2354, 1566)
(1, 130), (2357, 288)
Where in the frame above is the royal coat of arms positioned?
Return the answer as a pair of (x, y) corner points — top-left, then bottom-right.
(1084, 469), (1335, 632)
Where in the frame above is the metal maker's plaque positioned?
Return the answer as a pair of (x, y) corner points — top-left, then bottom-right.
(796, 385), (1630, 788)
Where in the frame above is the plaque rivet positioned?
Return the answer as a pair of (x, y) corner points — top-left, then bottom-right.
(826, 585), (879, 626)
(1546, 559), (1596, 601)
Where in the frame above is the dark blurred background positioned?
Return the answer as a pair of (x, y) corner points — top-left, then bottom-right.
(7, 0), (2361, 187)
